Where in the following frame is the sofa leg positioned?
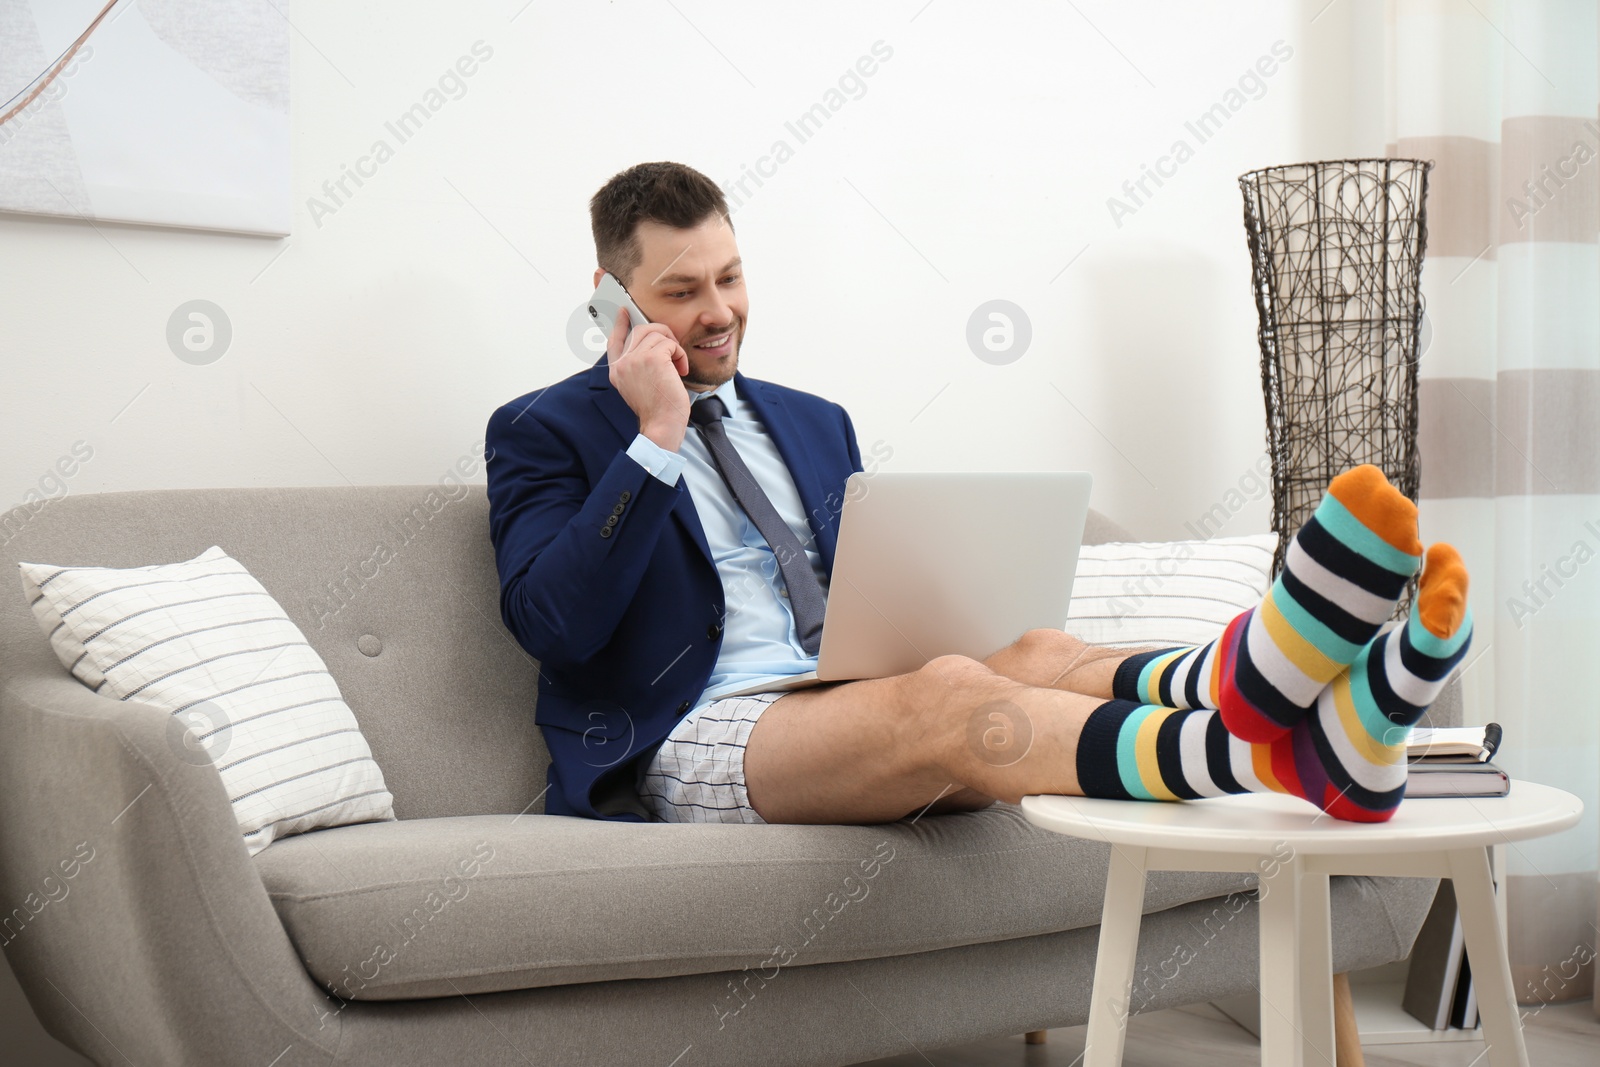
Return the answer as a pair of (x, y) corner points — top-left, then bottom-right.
(1024, 1030), (1047, 1044)
(1332, 972), (1364, 1067)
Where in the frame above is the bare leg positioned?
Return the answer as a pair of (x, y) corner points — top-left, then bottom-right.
(923, 629), (1167, 817)
(743, 630), (1153, 824)
(928, 630), (1164, 812)
(920, 630), (1160, 816)
(981, 627), (1160, 699)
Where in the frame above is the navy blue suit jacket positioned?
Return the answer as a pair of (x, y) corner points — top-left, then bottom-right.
(485, 358), (863, 820)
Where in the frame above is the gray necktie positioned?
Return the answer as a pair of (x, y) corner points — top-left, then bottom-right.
(689, 394), (826, 655)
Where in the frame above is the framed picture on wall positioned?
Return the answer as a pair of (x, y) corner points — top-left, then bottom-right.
(0, 0), (290, 236)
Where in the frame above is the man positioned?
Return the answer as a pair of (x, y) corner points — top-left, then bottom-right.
(485, 161), (1471, 828)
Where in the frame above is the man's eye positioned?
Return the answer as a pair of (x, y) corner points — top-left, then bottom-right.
(667, 291), (690, 299)
(721, 274), (741, 285)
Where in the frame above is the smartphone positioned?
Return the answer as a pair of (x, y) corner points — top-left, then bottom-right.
(588, 272), (650, 342)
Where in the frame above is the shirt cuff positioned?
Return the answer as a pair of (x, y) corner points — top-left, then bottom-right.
(626, 433), (686, 487)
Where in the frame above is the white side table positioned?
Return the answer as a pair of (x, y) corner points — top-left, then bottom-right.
(1021, 782), (1582, 1067)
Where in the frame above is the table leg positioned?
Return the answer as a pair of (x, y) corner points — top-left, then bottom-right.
(1448, 847), (1530, 1067)
(1084, 844), (1148, 1067)
(1297, 870), (1336, 1065)
(1257, 857), (1306, 1066)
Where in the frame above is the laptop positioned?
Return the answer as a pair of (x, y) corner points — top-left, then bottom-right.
(716, 471), (1092, 697)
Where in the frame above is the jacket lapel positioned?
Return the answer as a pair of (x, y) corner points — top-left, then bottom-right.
(587, 359), (713, 568)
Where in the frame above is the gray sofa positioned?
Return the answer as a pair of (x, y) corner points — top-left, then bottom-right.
(0, 485), (1448, 1066)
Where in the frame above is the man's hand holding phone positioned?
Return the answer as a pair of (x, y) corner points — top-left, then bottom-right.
(606, 306), (692, 453)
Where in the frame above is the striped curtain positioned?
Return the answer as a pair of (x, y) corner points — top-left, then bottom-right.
(1389, 0), (1599, 1004)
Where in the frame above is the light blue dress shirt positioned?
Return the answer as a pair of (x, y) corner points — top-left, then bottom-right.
(624, 378), (824, 708)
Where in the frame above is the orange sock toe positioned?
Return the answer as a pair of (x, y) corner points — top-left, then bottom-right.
(1417, 543), (1470, 639)
(1328, 464), (1422, 557)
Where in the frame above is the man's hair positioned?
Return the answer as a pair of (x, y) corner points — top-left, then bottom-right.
(589, 162), (732, 285)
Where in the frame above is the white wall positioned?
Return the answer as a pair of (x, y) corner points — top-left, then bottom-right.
(1, 0), (1353, 544)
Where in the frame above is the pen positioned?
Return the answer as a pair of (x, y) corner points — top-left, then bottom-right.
(1478, 722), (1503, 762)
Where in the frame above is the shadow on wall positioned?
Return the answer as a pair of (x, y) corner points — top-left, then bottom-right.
(1081, 253), (1241, 538)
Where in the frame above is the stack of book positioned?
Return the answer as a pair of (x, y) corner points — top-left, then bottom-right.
(1406, 724), (1508, 798)
(1401, 724), (1508, 1029)
(1402, 881), (1481, 1030)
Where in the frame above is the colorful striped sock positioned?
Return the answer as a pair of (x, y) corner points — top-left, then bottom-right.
(1079, 544), (1472, 823)
(1074, 701), (1280, 802)
(1111, 641), (1221, 712)
(1286, 543), (1473, 822)
(1112, 465), (1422, 741)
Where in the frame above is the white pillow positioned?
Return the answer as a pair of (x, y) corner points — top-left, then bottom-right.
(1065, 534), (1279, 648)
(19, 546), (394, 855)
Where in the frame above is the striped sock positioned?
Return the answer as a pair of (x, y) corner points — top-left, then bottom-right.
(1286, 543), (1473, 822)
(1112, 465), (1422, 741)
(1111, 641), (1222, 712)
(1079, 545), (1472, 823)
(1074, 701), (1283, 802)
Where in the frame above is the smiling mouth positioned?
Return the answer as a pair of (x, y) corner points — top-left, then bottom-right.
(693, 331), (734, 351)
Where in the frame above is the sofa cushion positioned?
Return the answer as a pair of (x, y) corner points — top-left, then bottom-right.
(1065, 534), (1279, 647)
(255, 803), (1257, 1000)
(17, 544), (395, 855)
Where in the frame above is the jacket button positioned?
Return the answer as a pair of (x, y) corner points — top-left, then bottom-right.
(600, 526), (612, 539)
(605, 515), (618, 527)
(619, 490), (632, 503)
(707, 623), (721, 640)
(612, 503), (625, 515)
(677, 701), (690, 713)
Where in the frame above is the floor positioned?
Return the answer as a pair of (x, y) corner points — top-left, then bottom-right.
(857, 999), (1600, 1066)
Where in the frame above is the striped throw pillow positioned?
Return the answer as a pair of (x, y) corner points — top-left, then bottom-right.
(1065, 534), (1279, 648)
(18, 546), (394, 855)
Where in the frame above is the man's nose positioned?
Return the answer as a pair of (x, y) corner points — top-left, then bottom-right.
(701, 288), (733, 325)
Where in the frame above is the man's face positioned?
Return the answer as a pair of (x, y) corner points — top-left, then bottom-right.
(594, 214), (747, 391)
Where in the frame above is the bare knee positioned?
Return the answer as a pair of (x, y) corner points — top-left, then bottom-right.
(1012, 627), (1086, 661)
(913, 654), (1002, 702)
(896, 658), (1036, 801)
(886, 655), (978, 730)
(905, 654), (1021, 738)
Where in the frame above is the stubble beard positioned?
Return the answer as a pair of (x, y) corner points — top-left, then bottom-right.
(683, 324), (741, 390)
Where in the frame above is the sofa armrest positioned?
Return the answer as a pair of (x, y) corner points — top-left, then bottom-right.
(0, 661), (340, 1065)
(1420, 673), (1464, 729)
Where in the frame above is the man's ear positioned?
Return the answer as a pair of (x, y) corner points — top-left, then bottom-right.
(592, 267), (604, 288)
